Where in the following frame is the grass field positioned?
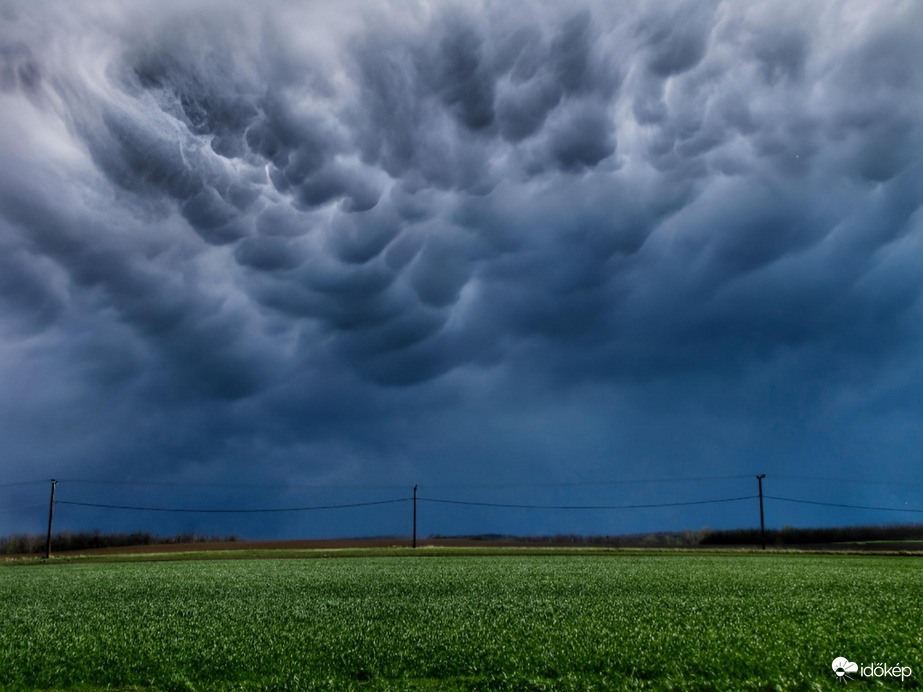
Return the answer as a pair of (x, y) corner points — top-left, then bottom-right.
(1, 552), (920, 690)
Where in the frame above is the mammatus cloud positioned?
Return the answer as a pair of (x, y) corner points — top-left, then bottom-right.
(1, 0), (922, 534)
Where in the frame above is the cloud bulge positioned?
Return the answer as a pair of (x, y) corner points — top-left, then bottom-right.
(1, 0), (922, 537)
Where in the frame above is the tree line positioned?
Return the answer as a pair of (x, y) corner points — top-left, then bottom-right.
(1, 530), (238, 555)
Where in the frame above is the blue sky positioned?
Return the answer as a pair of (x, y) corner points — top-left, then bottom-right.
(2, 0), (922, 539)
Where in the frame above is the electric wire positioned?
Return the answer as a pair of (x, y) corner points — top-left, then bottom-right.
(765, 495), (923, 514)
(417, 495), (758, 510)
(53, 494), (762, 513)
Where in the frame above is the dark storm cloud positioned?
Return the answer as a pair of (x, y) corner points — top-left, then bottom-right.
(637, 1), (715, 78)
(2, 0), (923, 535)
(0, 241), (63, 336)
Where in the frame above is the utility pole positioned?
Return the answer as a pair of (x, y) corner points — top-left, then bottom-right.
(756, 474), (766, 550)
(45, 479), (57, 559)
(412, 484), (417, 549)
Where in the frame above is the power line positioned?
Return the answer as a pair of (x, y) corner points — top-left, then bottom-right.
(765, 495), (923, 514)
(417, 495), (758, 510)
(54, 493), (760, 513)
(56, 498), (411, 514)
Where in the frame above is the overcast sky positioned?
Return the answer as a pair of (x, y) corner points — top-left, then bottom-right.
(2, 0), (922, 539)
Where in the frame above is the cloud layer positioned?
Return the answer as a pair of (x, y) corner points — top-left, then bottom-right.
(2, 0), (922, 536)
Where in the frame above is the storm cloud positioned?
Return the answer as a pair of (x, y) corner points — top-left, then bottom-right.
(2, 0), (922, 538)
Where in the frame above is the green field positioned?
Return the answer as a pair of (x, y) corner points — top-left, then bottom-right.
(1, 552), (920, 690)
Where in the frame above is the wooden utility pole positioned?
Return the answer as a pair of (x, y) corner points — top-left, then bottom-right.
(412, 484), (418, 548)
(45, 479), (57, 559)
(756, 474), (766, 550)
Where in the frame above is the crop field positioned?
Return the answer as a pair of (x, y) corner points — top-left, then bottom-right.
(1, 552), (921, 690)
